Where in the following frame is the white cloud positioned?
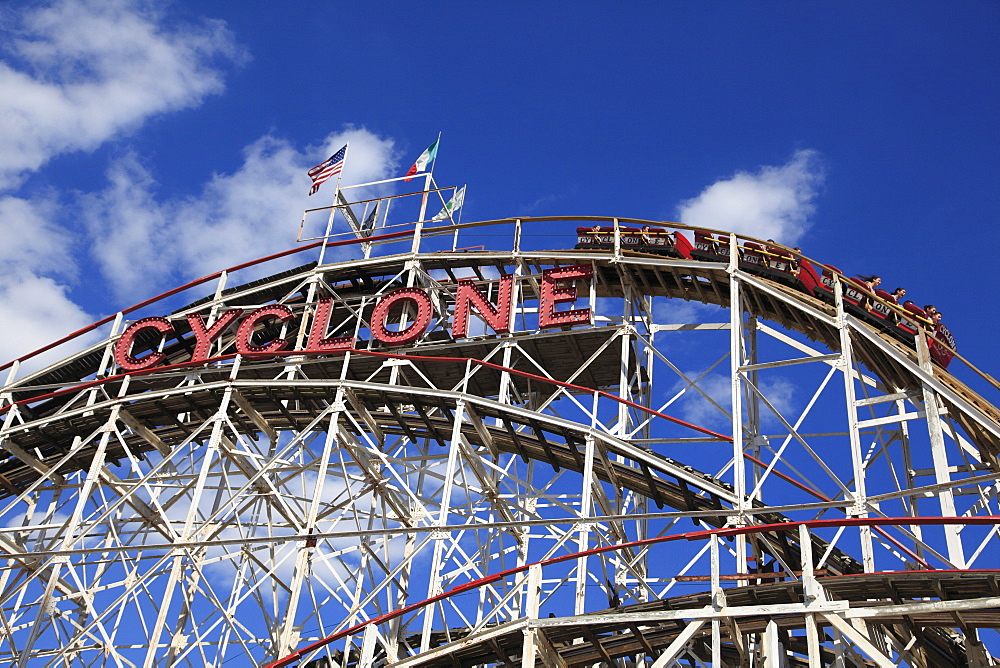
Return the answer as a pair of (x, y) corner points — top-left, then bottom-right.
(0, 0), (242, 188)
(671, 372), (732, 428)
(652, 299), (725, 326)
(0, 195), (99, 370)
(0, 270), (95, 371)
(78, 154), (167, 295)
(677, 150), (824, 245)
(754, 377), (798, 425)
(667, 372), (798, 431)
(0, 0), (244, 372)
(0, 196), (73, 276)
(83, 127), (399, 300)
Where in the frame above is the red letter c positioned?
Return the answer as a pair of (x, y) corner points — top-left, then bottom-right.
(114, 318), (175, 371)
(236, 305), (295, 354)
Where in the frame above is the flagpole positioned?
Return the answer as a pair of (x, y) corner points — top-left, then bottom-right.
(318, 141), (349, 266)
(427, 132), (444, 222)
(450, 183), (461, 251)
(418, 173), (433, 224)
(428, 130), (442, 176)
(455, 184), (465, 226)
(336, 142), (350, 194)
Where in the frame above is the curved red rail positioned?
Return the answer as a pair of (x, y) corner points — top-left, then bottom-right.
(0, 224), (436, 375)
(3, 351), (957, 561)
(0, 347), (731, 442)
(265, 515), (1000, 668)
(0, 239), (324, 375)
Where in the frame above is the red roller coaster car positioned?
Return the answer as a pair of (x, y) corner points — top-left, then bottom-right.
(576, 226), (956, 368)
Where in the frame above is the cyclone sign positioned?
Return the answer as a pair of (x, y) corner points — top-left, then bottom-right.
(113, 265), (594, 372)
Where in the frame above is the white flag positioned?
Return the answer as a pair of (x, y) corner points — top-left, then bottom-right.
(432, 185), (466, 221)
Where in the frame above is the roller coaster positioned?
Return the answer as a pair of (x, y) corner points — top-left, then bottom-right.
(0, 184), (998, 666)
(576, 226), (956, 368)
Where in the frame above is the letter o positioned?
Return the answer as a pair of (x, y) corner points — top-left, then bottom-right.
(370, 288), (433, 346)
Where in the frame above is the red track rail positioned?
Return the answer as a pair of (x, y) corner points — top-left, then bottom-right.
(0, 347), (919, 516)
(265, 515), (1000, 668)
(0, 350), (965, 572)
(0, 227), (431, 375)
(0, 348), (731, 441)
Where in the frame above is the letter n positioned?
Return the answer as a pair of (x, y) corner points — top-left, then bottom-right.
(452, 275), (514, 338)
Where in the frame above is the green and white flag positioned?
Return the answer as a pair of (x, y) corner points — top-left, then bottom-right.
(432, 185), (466, 221)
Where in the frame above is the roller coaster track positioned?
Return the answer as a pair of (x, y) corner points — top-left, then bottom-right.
(0, 215), (998, 666)
(266, 519), (1000, 668)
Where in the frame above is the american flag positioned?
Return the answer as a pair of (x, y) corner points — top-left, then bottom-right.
(308, 144), (347, 195)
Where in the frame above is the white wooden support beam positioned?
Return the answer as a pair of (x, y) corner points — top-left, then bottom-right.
(119, 408), (172, 456)
(711, 533), (722, 665)
(821, 612), (895, 667)
(520, 563), (542, 668)
(739, 353), (841, 373)
(575, 435), (595, 615)
(652, 322), (730, 332)
(95, 311), (124, 380)
(343, 386), (384, 444)
(805, 613), (821, 668)
(715, 590), (748, 666)
(855, 391), (916, 407)
(650, 619), (706, 668)
(359, 622), (379, 668)
(532, 601), (851, 628)
(834, 279), (875, 572)
(0, 437), (60, 479)
(855, 411), (925, 430)
(229, 388), (278, 444)
(763, 619), (781, 668)
(534, 627), (567, 668)
(727, 241), (749, 586)
(843, 595), (1000, 619)
(916, 338), (966, 567)
(465, 403), (499, 457)
(390, 620), (530, 668)
(799, 524), (822, 668)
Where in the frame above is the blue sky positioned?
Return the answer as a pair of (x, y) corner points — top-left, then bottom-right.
(0, 0), (998, 384)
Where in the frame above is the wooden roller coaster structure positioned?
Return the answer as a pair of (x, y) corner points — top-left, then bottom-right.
(0, 199), (998, 666)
